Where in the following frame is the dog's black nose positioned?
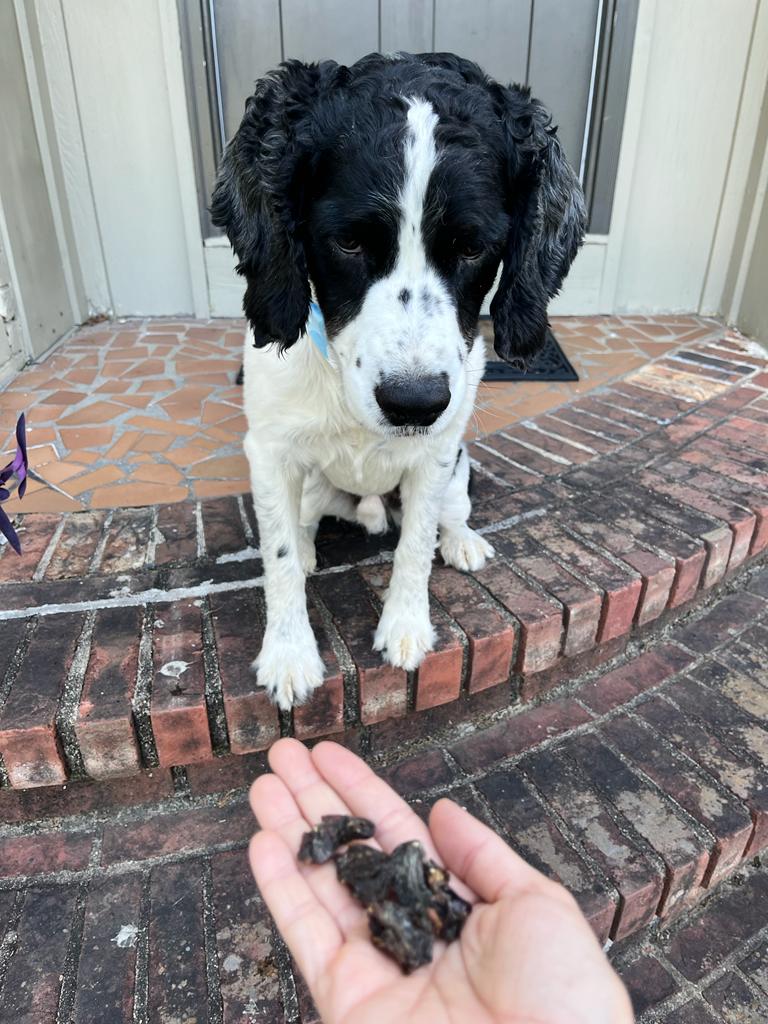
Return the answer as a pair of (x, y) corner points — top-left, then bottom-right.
(375, 374), (451, 428)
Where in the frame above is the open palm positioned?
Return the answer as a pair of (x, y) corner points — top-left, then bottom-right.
(249, 739), (633, 1024)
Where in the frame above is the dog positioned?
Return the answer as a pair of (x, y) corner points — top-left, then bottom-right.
(211, 52), (586, 709)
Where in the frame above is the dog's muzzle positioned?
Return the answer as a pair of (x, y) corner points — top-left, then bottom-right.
(375, 373), (451, 428)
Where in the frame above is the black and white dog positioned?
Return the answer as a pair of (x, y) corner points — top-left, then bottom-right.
(212, 52), (586, 709)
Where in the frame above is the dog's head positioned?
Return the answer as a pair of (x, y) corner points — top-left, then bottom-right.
(212, 53), (586, 436)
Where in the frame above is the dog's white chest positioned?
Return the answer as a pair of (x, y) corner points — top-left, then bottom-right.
(312, 434), (406, 496)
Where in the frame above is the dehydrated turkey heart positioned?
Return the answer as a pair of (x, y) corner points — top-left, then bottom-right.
(298, 814), (471, 973)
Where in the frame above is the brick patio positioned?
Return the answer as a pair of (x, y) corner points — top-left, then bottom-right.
(0, 318), (767, 1021)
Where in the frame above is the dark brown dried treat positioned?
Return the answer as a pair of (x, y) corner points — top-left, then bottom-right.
(298, 815), (375, 864)
(388, 842), (433, 908)
(335, 844), (391, 903)
(427, 885), (472, 942)
(368, 901), (434, 974)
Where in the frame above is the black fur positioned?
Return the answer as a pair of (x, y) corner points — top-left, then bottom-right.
(211, 52), (585, 362)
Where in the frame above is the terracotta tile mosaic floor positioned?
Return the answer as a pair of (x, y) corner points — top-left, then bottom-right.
(0, 314), (736, 513)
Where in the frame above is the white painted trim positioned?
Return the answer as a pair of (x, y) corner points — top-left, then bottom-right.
(13, 0), (82, 325)
(0, 197), (34, 362)
(703, 0), (768, 316)
(728, 130), (768, 325)
(599, 0), (657, 312)
(158, 1), (210, 319)
(33, 0), (111, 315)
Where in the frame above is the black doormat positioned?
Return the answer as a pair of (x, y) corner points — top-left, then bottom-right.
(483, 328), (578, 382)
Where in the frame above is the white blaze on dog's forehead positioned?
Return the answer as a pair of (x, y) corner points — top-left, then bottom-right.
(398, 98), (439, 274)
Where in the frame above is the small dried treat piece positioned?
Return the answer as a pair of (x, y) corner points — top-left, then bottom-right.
(368, 900), (434, 974)
(299, 821), (472, 972)
(298, 815), (375, 864)
(335, 844), (391, 904)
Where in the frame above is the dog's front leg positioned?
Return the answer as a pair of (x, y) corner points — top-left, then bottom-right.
(245, 434), (324, 709)
(373, 458), (450, 670)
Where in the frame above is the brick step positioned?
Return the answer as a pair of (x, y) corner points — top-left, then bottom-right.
(1, 336), (767, 790)
(0, 572), (766, 1022)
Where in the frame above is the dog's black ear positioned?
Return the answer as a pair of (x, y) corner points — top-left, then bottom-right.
(489, 86), (587, 364)
(211, 60), (338, 350)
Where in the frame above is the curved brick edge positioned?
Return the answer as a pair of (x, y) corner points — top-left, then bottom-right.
(0, 331), (767, 789)
(0, 573), (766, 1022)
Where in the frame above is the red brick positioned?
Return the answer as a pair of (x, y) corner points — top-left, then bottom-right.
(704, 970), (765, 1020)
(151, 598), (212, 766)
(601, 715), (753, 883)
(635, 694), (768, 856)
(662, 412), (718, 445)
(99, 507), (152, 573)
(211, 849), (285, 1022)
(45, 510), (108, 579)
(0, 769), (173, 825)
(674, 591), (765, 654)
(536, 412), (618, 454)
(0, 830), (93, 877)
(659, 999), (720, 1023)
(613, 481), (733, 590)
(493, 529), (601, 657)
(487, 430), (567, 475)
(521, 634), (629, 701)
(200, 495), (247, 559)
(429, 566), (516, 692)
(552, 402), (642, 442)
(682, 435), (768, 485)
(504, 421), (595, 464)
(665, 673), (768, 772)
(709, 414), (768, 454)
(450, 696), (592, 771)
(148, 861), (208, 1024)
(559, 506), (676, 625)
(662, 869), (768, 981)
(185, 751), (267, 796)
(617, 953), (678, 1018)
(573, 395), (648, 434)
(609, 381), (694, 420)
(314, 569), (407, 725)
(739, 940), (768, 996)
(210, 588), (279, 754)
(473, 560), (563, 674)
(293, 603), (346, 738)
(74, 874), (143, 1023)
(640, 470), (756, 571)
(476, 769), (618, 942)
(577, 643), (695, 714)
(75, 605), (142, 779)
(716, 623), (768, 683)
(468, 441), (542, 489)
(101, 799), (253, 865)
(581, 495), (707, 608)
(522, 519), (642, 643)
(522, 747), (665, 939)
(0, 887), (78, 1023)
(359, 563), (464, 711)
(561, 732), (710, 916)
(154, 501), (199, 564)
(0, 512), (60, 582)
(379, 747), (456, 795)
(0, 613), (86, 788)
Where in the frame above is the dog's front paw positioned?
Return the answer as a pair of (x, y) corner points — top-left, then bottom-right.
(254, 626), (324, 709)
(373, 602), (435, 670)
(440, 527), (494, 572)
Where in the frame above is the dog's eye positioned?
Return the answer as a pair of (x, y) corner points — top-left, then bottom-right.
(334, 237), (363, 256)
(454, 239), (483, 261)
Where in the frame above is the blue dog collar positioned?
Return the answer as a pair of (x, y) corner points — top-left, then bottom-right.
(306, 301), (329, 359)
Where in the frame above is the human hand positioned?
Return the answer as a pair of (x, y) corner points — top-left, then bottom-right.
(248, 738), (633, 1024)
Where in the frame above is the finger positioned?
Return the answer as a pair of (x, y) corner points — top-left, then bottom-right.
(429, 798), (559, 904)
(268, 738), (362, 827)
(250, 771), (368, 938)
(311, 741), (476, 903)
(248, 830), (341, 990)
